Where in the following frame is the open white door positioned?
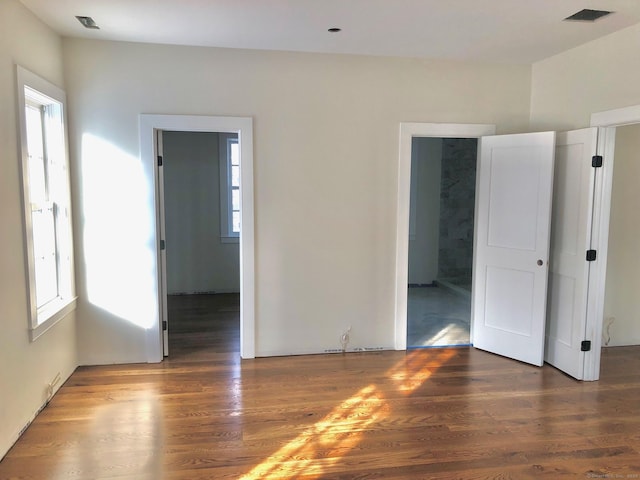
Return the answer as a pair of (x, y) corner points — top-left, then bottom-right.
(545, 128), (598, 379)
(472, 132), (555, 366)
(157, 130), (169, 356)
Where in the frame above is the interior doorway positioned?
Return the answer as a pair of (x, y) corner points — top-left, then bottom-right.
(397, 123), (605, 380)
(394, 123), (495, 351)
(601, 123), (640, 348)
(588, 104), (640, 378)
(139, 114), (255, 362)
(161, 131), (241, 357)
(406, 137), (477, 347)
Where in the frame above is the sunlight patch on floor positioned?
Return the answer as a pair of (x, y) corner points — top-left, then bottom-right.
(240, 349), (454, 479)
(388, 348), (456, 394)
(56, 389), (163, 479)
(426, 323), (470, 347)
(239, 384), (388, 479)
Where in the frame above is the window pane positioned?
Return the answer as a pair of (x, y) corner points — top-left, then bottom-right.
(232, 211), (240, 233)
(231, 165), (240, 187)
(231, 188), (240, 211)
(230, 141), (240, 166)
(25, 105), (44, 158)
(35, 255), (58, 307)
(43, 104), (65, 196)
(31, 207), (58, 307)
(25, 105), (47, 204)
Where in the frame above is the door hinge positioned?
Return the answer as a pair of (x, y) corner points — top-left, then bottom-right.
(586, 249), (597, 262)
(581, 340), (591, 352)
(157, 155), (163, 167)
(162, 320), (168, 331)
(160, 239), (166, 250)
(592, 155), (603, 168)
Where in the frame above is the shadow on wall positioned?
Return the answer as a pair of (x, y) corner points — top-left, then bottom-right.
(80, 133), (157, 330)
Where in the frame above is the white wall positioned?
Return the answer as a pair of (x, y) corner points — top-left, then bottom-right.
(0, 0), (77, 460)
(530, 23), (640, 131)
(603, 124), (640, 346)
(408, 137), (442, 284)
(63, 38), (532, 360)
(162, 131), (240, 294)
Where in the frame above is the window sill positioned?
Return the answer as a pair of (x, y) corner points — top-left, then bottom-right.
(220, 236), (239, 244)
(30, 296), (77, 342)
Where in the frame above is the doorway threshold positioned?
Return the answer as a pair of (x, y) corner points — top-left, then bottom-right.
(408, 344), (471, 350)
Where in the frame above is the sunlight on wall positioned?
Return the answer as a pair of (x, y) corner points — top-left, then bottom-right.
(81, 133), (157, 329)
(241, 349), (455, 479)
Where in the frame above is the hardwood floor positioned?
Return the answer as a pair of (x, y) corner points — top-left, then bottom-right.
(1, 293), (639, 479)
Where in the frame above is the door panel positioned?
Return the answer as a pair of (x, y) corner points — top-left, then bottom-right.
(487, 148), (544, 250)
(485, 266), (535, 335)
(545, 128), (598, 379)
(473, 132), (555, 366)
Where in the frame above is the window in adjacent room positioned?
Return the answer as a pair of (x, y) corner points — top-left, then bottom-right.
(16, 66), (76, 341)
(219, 133), (240, 242)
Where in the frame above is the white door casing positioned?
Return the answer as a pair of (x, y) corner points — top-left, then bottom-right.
(585, 104), (640, 381)
(157, 130), (169, 356)
(472, 132), (556, 366)
(544, 128), (598, 379)
(140, 114), (255, 362)
(395, 123), (496, 350)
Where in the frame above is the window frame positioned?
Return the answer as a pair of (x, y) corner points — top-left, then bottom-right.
(16, 65), (76, 341)
(218, 133), (240, 243)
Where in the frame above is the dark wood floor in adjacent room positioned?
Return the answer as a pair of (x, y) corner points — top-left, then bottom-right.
(1, 293), (639, 479)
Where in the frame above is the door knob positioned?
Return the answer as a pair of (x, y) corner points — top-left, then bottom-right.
(537, 259), (544, 266)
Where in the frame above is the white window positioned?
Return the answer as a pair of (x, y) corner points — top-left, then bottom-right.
(219, 133), (240, 241)
(17, 66), (76, 341)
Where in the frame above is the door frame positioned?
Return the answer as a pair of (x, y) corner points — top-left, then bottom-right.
(584, 104), (640, 380)
(394, 123), (496, 350)
(140, 114), (255, 361)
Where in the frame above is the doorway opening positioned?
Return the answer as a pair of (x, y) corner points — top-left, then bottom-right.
(587, 104), (640, 379)
(161, 131), (241, 359)
(601, 124), (640, 349)
(394, 123), (496, 351)
(407, 137), (477, 348)
(139, 114), (255, 362)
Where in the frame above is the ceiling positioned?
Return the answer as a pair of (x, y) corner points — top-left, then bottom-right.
(19, 0), (640, 64)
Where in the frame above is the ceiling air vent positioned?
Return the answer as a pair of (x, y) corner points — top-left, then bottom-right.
(564, 9), (613, 22)
(76, 16), (100, 29)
